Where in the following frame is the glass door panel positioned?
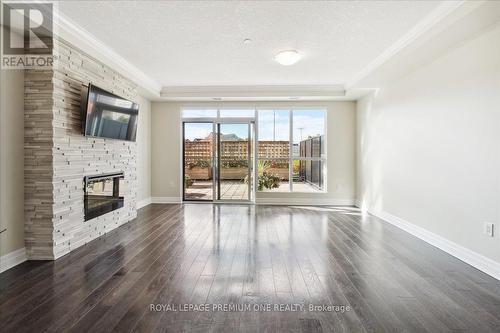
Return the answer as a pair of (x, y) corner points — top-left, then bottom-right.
(183, 122), (214, 201)
(217, 123), (250, 201)
(249, 122), (255, 201)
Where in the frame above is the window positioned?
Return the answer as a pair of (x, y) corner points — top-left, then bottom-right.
(292, 110), (325, 191)
(257, 109), (326, 192)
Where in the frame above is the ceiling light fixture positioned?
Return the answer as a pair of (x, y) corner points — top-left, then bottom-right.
(274, 50), (301, 66)
(243, 38), (252, 44)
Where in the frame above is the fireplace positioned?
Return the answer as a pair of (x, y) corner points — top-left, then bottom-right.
(84, 172), (124, 221)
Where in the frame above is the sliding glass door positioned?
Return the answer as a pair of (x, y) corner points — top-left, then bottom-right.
(183, 122), (215, 201)
(217, 123), (251, 201)
(182, 119), (254, 202)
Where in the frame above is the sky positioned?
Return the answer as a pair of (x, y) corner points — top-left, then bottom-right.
(258, 109), (325, 143)
(183, 109), (325, 142)
(184, 123), (248, 140)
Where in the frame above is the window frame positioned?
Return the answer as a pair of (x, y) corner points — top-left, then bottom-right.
(180, 106), (327, 194)
(256, 108), (327, 193)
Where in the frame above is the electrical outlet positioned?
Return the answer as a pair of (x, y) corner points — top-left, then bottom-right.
(484, 223), (494, 237)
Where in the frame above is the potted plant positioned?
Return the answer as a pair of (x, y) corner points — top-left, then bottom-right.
(248, 160), (282, 190)
(257, 172), (281, 191)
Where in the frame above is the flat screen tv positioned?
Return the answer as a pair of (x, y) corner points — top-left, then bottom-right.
(82, 84), (139, 142)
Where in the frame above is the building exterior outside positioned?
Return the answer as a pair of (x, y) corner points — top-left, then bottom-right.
(184, 134), (324, 190)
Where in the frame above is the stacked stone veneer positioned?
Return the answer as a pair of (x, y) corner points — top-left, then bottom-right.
(25, 39), (138, 260)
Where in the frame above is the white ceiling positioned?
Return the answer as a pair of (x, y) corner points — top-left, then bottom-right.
(59, 0), (443, 88)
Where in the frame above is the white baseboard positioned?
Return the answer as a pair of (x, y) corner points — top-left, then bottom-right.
(151, 197), (182, 204)
(354, 199), (361, 208)
(255, 198), (356, 206)
(137, 197), (152, 209)
(371, 209), (500, 281)
(0, 247), (27, 273)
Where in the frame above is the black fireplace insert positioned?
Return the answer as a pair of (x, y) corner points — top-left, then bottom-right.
(84, 172), (124, 221)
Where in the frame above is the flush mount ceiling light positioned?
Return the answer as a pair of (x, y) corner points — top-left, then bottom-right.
(243, 38), (252, 44)
(274, 50), (301, 66)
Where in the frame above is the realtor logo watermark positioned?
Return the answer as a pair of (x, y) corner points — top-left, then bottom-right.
(149, 303), (352, 313)
(1, 1), (56, 69)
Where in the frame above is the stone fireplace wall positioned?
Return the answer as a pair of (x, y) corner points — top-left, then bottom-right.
(25, 39), (138, 260)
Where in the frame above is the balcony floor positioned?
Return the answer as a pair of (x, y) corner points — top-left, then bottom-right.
(185, 180), (249, 200)
(185, 180), (320, 201)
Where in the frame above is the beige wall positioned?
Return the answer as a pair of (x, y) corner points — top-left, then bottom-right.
(137, 96), (152, 203)
(151, 101), (357, 203)
(357, 24), (500, 263)
(151, 102), (183, 199)
(0, 69), (25, 257)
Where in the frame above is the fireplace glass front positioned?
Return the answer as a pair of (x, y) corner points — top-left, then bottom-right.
(84, 172), (124, 221)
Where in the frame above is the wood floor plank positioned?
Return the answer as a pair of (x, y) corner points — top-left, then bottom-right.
(322, 210), (470, 329)
(8, 206), (185, 332)
(3, 206), (184, 331)
(0, 204), (499, 333)
(121, 208), (226, 332)
(85, 209), (213, 333)
(334, 210), (500, 332)
(0, 204), (175, 320)
(0, 204), (169, 296)
(68, 215), (191, 332)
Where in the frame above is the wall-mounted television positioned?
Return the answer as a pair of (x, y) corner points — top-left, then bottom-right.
(81, 84), (139, 142)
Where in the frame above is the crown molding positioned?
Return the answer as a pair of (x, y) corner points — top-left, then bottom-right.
(346, 0), (472, 89)
(52, 10), (161, 99)
(159, 84), (345, 101)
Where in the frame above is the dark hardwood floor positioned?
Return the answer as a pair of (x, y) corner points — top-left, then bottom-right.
(1, 204), (499, 332)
